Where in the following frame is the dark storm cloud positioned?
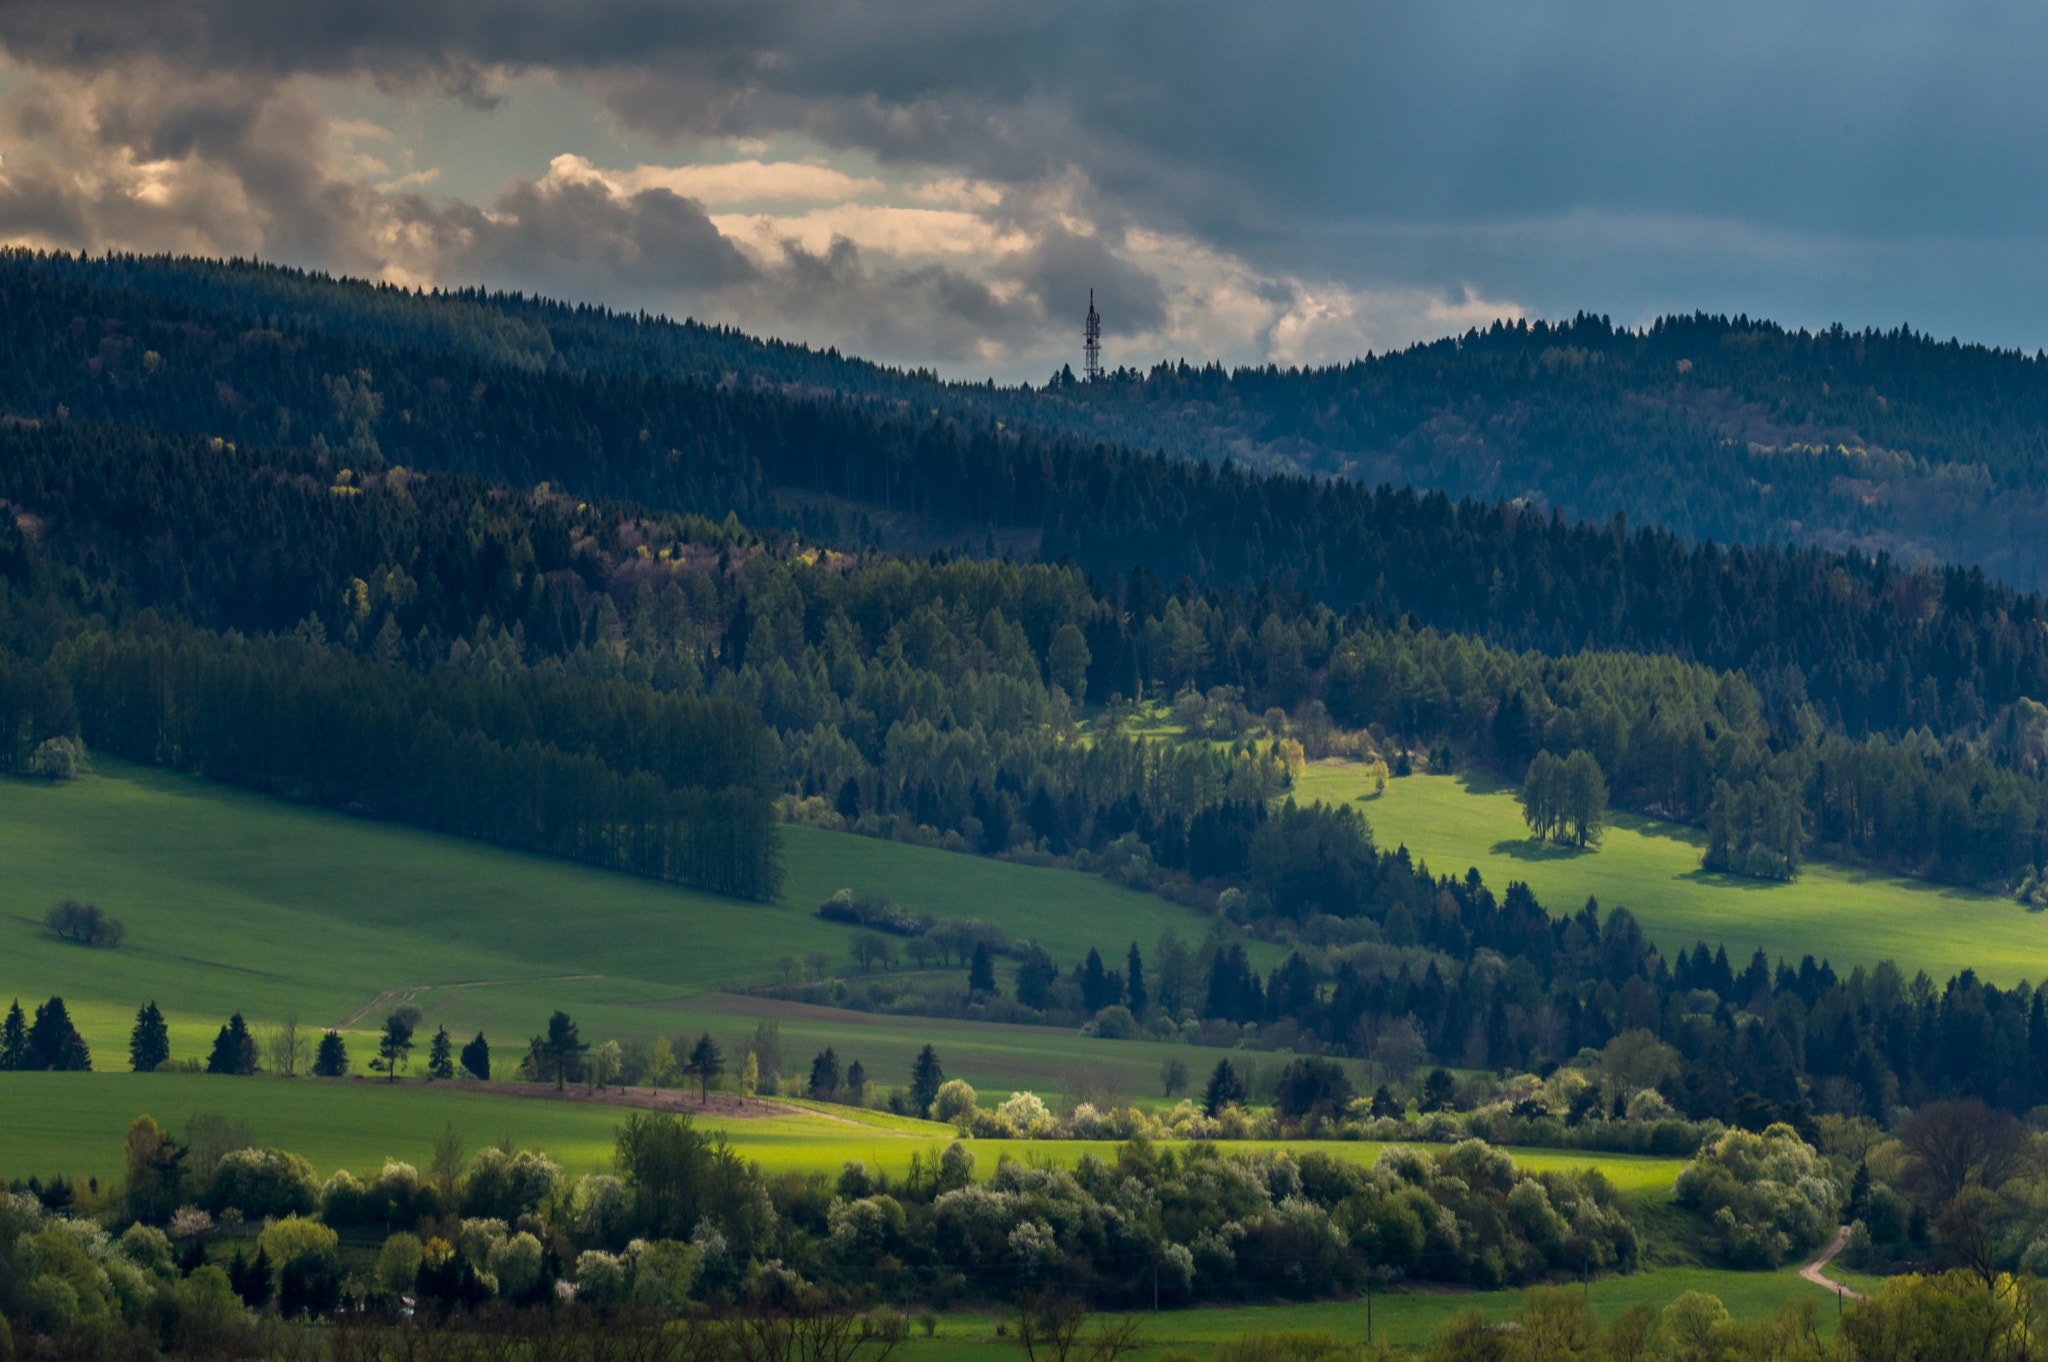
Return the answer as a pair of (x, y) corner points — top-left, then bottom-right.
(4, 0), (2046, 352)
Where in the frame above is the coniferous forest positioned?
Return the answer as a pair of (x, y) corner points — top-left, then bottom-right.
(14, 252), (2048, 1354)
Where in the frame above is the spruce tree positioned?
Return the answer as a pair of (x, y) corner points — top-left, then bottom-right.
(808, 1047), (840, 1099)
(968, 941), (997, 996)
(1125, 942), (1148, 1013)
(428, 1026), (455, 1080)
(207, 1014), (256, 1075)
(686, 1033), (724, 1104)
(27, 997), (90, 1071)
(460, 1031), (490, 1081)
(129, 1001), (171, 1073)
(1, 999), (27, 1070)
(1203, 1059), (1246, 1116)
(312, 1031), (349, 1077)
(909, 1044), (944, 1118)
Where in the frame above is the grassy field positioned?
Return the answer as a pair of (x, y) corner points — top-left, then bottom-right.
(1295, 763), (2048, 984)
(895, 1265), (1855, 1356)
(0, 759), (1264, 1090)
(0, 1072), (1687, 1196)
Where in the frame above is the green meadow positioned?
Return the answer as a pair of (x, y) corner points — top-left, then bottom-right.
(1295, 763), (2048, 984)
(896, 1265), (1854, 1356)
(0, 759), (1259, 1086)
(0, 1071), (1686, 1196)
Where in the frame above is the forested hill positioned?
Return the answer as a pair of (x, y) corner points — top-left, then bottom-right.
(16, 253), (2048, 590)
(2, 256), (2046, 751)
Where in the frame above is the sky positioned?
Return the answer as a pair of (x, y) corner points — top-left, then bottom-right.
(0, 1), (2043, 383)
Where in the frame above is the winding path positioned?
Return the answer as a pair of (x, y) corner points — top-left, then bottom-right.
(1800, 1225), (1864, 1300)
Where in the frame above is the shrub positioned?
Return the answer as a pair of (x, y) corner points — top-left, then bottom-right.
(206, 1148), (318, 1220)
(934, 1079), (979, 1124)
(1674, 1124), (1838, 1268)
(27, 736), (84, 782)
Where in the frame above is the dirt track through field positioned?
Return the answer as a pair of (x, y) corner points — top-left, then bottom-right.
(1800, 1225), (1862, 1300)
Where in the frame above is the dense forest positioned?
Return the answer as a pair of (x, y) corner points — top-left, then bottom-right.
(18, 252), (2048, 589)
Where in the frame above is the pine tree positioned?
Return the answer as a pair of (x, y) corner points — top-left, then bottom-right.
(129, 1000), (171, 1073)
(686, 1033), (724, 1104)
(26, 998), (90, 1071)
(1203, 1059), (1246, 1116)
(968, 941), (997, 996)
(373, 1014), (415, 1083)
(808, 1047), (841, 1099)
(536, 1011), (586, 1091)
(846, 1059), (867, 1106)
(2, 999), (30, 1070)
(460, 1031), (490, 1081)
(207, 1014), (256, 1075)
(909, 1044), (944, 1117)
(313, 1031), (349, 1077)
(1125, 942), (1148, 1013)
(428, 1026), (455, 1080)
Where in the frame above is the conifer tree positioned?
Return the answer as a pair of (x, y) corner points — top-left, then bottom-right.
(968, 941), (997, 996)
(846, 1059), (867, 1105)
(459, 1031), (490, 1081)
(2, 998), (29, 1070)
(686, 1033), (724, 1105)
(26, 997), (90, 1071)
(428, 1026), (455, 1080)
(910, 1044), (944, 1118)
(313, 1031), (349, 1077)
(1203, 1058), (1247, 1116)
(808, 1046), (841, 1100)
(1126, 942), (1148, 1013)
(373, 1013), (415, 1083)
(207, 1014), (256, 1075)
(129, 1001), (170, 1073)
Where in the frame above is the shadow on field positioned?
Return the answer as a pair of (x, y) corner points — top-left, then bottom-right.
(1489, 838), (1596, 864)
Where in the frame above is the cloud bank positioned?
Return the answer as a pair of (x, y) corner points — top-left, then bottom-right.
(0, 2), (2040, 376)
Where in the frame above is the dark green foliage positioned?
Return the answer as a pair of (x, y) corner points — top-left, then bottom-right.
(206, 1015), (256, 1075)
(909, 1045), (943, 1117)
(533, 1011), (586, 1091)
(685, 1033), (724, 1103)
(808, 1047), (841, 1099)
(44, 899), (124, 947)
(372, 1014), (414, 1083)
(613, 1111), (769, 1248)
(427, 1026), (455, 1081)
(1125, 942), (1147, 1014)
(23, 997), (90, 1072)
(967, 942), (996, 996)
(1014, 950), (1056, 1011)
(459, 1031), (490, 1081)
(1273, 1057), (1355, 1123)
(128, 1001), (170, 1073)
(0, 1000), (26, 1070)
(312, 1031), (348, 1078)
(1203, 1059), (1247, 1116)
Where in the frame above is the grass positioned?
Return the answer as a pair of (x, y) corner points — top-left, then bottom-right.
(788, 1265), (1850, 1357)
(0, 1072), (1686, 1197)
(1294, 764), (2048, 984)
(0, 759), (1256, 1089)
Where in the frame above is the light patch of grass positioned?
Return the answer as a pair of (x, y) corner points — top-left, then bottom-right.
(0, 759), (1253, 1096)
(1295, 765), (2046, 983)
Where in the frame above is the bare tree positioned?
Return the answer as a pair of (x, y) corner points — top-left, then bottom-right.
(264, 1014), (309, 1078)
(1014, 1296), (1143, 1362)
(1902, 1099), (2032, 1203)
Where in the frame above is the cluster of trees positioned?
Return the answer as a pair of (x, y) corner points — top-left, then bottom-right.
(0, 996), (90, 1071)
(43, 897), (126, 947)
(1518, 751), (1607, 847)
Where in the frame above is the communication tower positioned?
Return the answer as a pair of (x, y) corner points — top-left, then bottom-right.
(1083, 289), (1102, 381)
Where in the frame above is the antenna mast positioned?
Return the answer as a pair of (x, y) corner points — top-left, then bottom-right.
(1083, 289), (1102, 381)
